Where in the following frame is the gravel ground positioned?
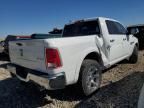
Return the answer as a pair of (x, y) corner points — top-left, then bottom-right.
(0, 51), (144, 108)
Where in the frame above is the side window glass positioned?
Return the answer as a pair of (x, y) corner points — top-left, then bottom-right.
(106, 20), (118, 34)
(106, 20), (126, 34)
(115, 22), (127, 34)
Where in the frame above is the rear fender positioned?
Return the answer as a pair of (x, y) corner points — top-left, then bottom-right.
(73, 47), (101, 83)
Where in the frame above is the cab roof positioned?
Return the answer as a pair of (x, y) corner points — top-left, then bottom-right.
(67, 17), (119, 25)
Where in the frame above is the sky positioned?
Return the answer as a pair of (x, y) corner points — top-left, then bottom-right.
(0, 0), (144, 37)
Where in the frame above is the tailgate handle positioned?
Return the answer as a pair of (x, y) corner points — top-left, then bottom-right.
(16, 43), (23, 46)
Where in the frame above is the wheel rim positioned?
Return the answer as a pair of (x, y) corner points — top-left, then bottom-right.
(86, 66), (100, 91)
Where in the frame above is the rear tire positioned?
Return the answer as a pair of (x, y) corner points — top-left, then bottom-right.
(129, 45), (138, 63)
(78, 59), (102, 96)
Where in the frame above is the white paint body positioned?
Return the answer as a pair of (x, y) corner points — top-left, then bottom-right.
(9, 17), (138, 86)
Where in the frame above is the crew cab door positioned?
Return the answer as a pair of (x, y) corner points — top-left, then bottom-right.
(105, 20), (128, 63)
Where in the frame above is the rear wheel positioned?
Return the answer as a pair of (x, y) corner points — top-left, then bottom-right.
(79, 59), (102, 96)
(129, 45), (138, 63)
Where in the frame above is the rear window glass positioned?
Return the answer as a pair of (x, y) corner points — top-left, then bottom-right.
(63, 20), (100, 37)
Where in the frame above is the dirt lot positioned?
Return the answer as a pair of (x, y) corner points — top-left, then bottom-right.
(0, 51), (144, 108)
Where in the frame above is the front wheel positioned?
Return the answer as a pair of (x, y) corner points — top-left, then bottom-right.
(79, 59), (102, 96)
(129, 45), (138, 63)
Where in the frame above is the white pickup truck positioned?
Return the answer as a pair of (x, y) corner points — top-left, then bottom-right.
(7, 17), (138, 96)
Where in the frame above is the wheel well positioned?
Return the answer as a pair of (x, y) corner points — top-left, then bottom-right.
(84, 52), (102, 65)
(77, 52), (103, 84)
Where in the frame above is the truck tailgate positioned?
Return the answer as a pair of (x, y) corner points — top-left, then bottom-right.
(9, 39), (47, 73)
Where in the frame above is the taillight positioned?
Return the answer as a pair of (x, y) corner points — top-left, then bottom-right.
(45, 48), (62, 69)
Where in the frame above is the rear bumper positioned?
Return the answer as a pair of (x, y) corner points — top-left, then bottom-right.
(7, 64), (66, 90)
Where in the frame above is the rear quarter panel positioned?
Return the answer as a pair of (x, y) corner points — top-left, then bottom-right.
(44, 36), (100, 85)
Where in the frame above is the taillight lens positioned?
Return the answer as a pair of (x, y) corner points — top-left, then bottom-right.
(45, 48), (62, 69)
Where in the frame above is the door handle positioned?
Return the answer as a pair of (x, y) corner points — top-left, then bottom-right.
(123, 38), (126, 41)
(110, 39), (115, 42)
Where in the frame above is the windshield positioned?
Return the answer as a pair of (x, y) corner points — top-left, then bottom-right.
(62, 20), (100, 37)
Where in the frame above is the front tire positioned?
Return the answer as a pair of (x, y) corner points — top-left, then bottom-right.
(79, 59), (102, 96)
(129, 45), (138, 63)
